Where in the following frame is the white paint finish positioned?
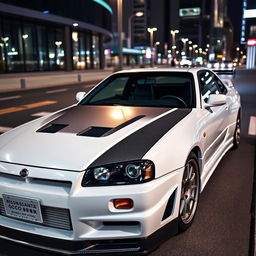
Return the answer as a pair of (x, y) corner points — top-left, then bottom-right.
(0, 68), (242, 248)
(0, 95), (21, 101)
(0, 126), (13, 133)
(31, 112), (52, 117)
(46, 88), (68, 94)
(248, 116), (256, 136)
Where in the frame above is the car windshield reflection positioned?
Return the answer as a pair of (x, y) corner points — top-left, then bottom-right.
(80, 72), (196, 108)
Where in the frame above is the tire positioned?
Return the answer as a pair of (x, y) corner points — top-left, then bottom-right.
(178, 152), (200, 232)
(232, 113), (241, 150)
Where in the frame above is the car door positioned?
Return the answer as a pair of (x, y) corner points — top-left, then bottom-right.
(198, 70), (230, 168)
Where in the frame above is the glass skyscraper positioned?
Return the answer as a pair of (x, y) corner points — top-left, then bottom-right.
(0, 0), (112, 73)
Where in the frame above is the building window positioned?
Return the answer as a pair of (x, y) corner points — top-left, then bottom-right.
(55, 28), (64, 70)
(73, 31), (93, 70)
(23, 23), (38, 71)
(250, 26), (256, 37)
(3, 19), (24, 72)
(37, 25), (49, 71)
(92, 34), (100, 69)
(0, 24), (6, 73)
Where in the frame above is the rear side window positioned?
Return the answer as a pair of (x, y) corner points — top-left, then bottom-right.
(198, 70), (227, 103)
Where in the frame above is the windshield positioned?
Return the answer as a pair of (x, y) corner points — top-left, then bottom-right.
(80, 72), (196, 108)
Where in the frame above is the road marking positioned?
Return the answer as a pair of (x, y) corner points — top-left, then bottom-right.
(248, 116), (256, 136)
(0, 101), (57, 115)
(32, 112), (52, 117)
(0, 95), (21, 101)
(0, 126), (13, 133)
(46, 88), (68, 94)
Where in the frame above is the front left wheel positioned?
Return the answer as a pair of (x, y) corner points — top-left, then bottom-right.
(178, 152), (200, 232)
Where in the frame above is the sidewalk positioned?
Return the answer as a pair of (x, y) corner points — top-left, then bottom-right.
(0, 69), (113, 93)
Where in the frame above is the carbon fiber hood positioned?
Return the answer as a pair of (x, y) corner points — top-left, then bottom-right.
(0, 105), (181, 171)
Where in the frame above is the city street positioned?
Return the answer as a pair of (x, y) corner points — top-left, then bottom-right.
(0, 68), (255, 256)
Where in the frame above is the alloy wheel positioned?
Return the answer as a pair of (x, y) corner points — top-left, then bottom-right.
(179, 158), (200, 225)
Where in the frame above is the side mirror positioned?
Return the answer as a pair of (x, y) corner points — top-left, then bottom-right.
(204, 94), (227, 108)
(76, 92), (86, 102)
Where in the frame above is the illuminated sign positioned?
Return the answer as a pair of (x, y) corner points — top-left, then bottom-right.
(179, 8), (200, 17)
(92, 0), (113, 14)
(104, 49), (111, 56)
(244, 9), (256, 18)
(240, 0), (247, 44)
(247, 39), (256, 46)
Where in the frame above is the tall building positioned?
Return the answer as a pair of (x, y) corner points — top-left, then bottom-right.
(109, 0), (235, 64)
(179, 0), (233, 60)
(240, 0), (256, 44)
(0, 0), (112, 73)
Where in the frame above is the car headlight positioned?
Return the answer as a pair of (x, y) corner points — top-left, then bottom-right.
(214, 63), (220, 68)
(82, 160), (155, 186)
(228, 63), (233, 68)
(207, 63), (212, 68)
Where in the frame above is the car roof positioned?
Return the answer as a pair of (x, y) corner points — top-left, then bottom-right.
(114, 67), (206, 75)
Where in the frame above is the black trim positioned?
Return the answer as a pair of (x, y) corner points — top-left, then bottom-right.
(0, 161), (78, 172)
(78, 126), (113, 137)
(37, 124), (68, 133)
(0, 218), (178, 255)
(162, 188), (177, 221)
(89, 109), (192, 168)
(103, 115), (145, 136)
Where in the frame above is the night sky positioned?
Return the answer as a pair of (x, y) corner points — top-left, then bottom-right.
(227, 0), (243, 44)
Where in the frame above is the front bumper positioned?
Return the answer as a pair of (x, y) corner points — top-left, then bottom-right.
(0, 161), (182, 254)
(0, 219), (178, 255)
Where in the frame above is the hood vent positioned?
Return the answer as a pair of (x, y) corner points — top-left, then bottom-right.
(37, 124), (68, 133)
(78, 126), (113, 137)
(77, 115), (145, 138)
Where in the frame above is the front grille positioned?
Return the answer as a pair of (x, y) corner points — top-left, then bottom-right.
(0, 198), (72, 231)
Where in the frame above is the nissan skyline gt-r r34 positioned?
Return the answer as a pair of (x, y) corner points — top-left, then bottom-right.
(0, 68), (241, 255)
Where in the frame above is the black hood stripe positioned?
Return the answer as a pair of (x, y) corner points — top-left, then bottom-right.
(88, 108), (192, 168)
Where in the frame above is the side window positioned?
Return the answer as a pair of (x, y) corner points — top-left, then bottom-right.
(198, 71), (221, 103)
(215, 76), (228, 95)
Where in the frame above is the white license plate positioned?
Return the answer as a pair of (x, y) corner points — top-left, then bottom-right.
(2, 194), (43, 223)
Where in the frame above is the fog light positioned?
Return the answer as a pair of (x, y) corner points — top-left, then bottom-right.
(113, 198), (134, 209)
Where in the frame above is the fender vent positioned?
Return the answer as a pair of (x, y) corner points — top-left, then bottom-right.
(37, 124), (68, 133)
(78, 126), (113, 137)
(162, 188), (177, 221)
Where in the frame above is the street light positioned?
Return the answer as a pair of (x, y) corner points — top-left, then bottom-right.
(117, 0), (123, 70)
(147, 27), (157, 67)
(192, 44), (198, 59)
(181, 38), (189, 56)
(155, 41), (160, 64)
(128, 11), (143, 48)
(170, 30), (179, 58)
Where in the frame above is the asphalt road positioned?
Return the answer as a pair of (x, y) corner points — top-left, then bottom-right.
(0, 69), (255, 256)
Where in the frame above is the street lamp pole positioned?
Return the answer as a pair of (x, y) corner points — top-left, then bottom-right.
(147, 27), (157, 67)
(154, 41), (160, 64)
(170, 30), (179, 58)
(117, 0), (123, 70)
(181, 38), (189, 56)
(128, 12), (143, 48)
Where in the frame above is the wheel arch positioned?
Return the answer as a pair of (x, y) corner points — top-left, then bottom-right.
(190, 146), (202, 175)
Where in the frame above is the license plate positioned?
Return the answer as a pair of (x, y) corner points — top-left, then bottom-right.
(2, 194), (43, 223)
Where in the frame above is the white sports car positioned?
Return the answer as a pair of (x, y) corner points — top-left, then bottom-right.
(0, 68), (240, 255)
